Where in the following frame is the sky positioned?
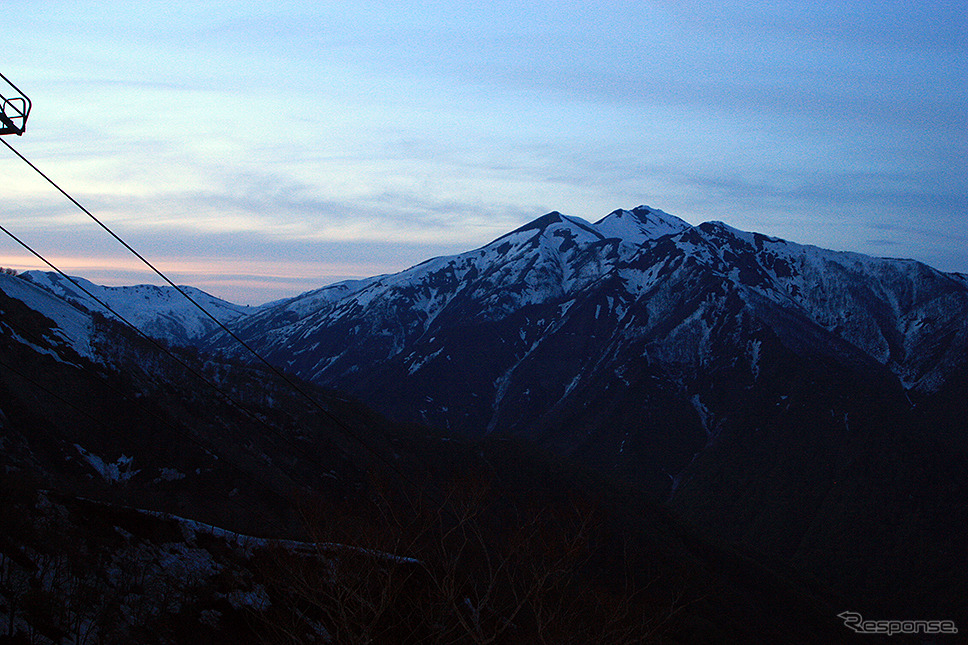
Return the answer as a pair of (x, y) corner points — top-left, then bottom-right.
(0, 1), (965, 304)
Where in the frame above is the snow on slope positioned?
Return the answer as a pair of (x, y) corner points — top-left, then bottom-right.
(0, 271), (96, 359)
(275, 278), (380, 318)
(20, 271), (254, 345)
(235, 205), (689, 349)
(382, 205), (684, 311)
(683, 222), (968, 389)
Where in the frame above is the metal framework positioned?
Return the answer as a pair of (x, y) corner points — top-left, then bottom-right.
(0, 72), (31, 136)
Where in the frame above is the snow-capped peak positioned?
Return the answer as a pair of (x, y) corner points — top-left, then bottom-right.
(594, 205), (691, 245)
(493, 211), (603, 245)
(484, 206), (691, 261)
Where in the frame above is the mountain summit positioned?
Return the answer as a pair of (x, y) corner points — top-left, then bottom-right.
(593, 205), (691, 246)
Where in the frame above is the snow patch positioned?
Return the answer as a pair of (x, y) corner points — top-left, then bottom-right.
(747, 339), (762, 380)
(0, 272), (95, 358)
(408, 347), (444, 375)
(224, 585), (271, 611)
(74, 444), (140, 483)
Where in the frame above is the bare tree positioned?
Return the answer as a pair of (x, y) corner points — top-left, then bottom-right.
(257, 470), (681, 644)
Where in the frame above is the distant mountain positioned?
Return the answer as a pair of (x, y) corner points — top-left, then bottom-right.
(201, 205), (968, 625)
(20, 270), (255, 346)
(0, 270), (378, 532)
(207, 205), (968, 479)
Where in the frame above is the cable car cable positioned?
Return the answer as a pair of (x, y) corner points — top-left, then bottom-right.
(0, 220), (396, 498)
(0, 138), (431, 510)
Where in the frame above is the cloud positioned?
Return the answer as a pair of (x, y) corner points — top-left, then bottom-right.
(3, 1), (965, 305)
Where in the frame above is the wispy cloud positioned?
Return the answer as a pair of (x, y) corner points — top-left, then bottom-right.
(2, 1), (965, 302)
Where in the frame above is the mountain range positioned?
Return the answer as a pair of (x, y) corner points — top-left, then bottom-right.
(2, 204), (966, 640)
(200, 206), (968, 486)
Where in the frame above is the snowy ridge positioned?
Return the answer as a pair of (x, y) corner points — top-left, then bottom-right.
(250, 205), (688, 353)
(67, 494), (420, 564)
(276, 277), (380, 317)
(21, 271), (254, 346)
(683, 221), (968, 388)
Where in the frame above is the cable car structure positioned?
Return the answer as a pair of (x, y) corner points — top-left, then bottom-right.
(0, 69), (425, 503)
(0, 71), (31, 136)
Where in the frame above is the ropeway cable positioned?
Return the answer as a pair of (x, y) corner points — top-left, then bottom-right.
(0, 222), (365, 497)
(0, 137), (429, 508)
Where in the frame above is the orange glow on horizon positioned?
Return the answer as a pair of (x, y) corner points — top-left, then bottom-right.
(0, 253), (398, 304)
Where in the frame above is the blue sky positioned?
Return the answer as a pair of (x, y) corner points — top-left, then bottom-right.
(1, 1), (965, 303)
